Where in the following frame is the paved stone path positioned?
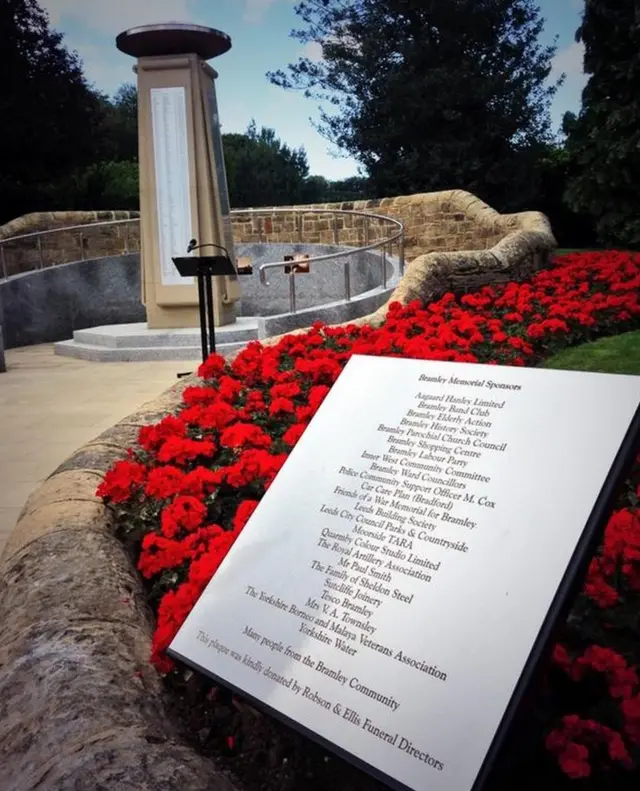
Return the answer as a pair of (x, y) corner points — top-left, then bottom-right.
(0, 344), (198, 554)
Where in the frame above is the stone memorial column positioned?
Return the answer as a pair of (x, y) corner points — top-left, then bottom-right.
(116, 23), (240, 330)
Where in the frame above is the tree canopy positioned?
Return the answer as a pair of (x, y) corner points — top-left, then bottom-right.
(563, 0), (640, 248)
(222, 120), (311, 207)
(0, 0), (104, 222)
(269, 0), (561, 210)
(98, 83), (139, 163)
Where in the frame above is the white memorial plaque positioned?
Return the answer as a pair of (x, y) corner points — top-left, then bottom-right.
(170, 356), (640, 791)
(150, 87), (193, 287)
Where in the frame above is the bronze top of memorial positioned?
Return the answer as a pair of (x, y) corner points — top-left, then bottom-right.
(116, 23), (232, 60)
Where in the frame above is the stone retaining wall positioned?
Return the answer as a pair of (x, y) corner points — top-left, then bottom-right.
(1, 255), (145, 349)
(0, 211), (141, 278)
(0, 190), (549, 277)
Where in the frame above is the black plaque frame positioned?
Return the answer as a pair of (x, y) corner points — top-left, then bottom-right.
(168, 397), (640, 791)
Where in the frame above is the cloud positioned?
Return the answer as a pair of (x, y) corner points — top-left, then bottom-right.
(242, 0), (280, 25)
(39, 1), (206, 97)
(74, 40), (137, 93)
(40, 0), (199, 36)
(551, 41), (585, 77)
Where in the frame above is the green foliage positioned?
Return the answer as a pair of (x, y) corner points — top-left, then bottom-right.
(564, 1), (640, 248)
(301, 174), (372, 203)
(222, 120), (311, 207)
(535, 144), (599, 248)
(269, 0), (561, 211)
(542, 331), (640, 375)
(98, 83), (139, 163)
(74, 161), (140, 210)
(0, 0), (107, 223)
(36, 160), (139, 212)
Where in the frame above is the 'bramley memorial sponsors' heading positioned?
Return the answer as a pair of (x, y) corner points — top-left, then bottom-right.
(169, 356), (640, 791)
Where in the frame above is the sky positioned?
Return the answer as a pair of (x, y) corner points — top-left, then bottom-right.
(40, 0), (588, 181)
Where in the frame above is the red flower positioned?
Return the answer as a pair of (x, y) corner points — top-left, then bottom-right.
(181, 467), (221, 496)
(181, 400), (238, 430)
(197, 353), (227, 381)
(282, 423), (308, 447)
(552, 643), (573, 673)
(218, 375), (244, 402)
(233, 499), (259, 531)
(145, 466), (186, 499)
(96, 459), (146, 503)
(182, 386), (220, 406)
(160, 496), (208, 538)
(268, 396), (295, 416)
(308, 384), (331, 411)
(138, 416), (186, 452)
(558, 741), (591, 779)
(270, 381), (302, 399)
(156, 436), (216, 465)
(220, 423), (272, 450)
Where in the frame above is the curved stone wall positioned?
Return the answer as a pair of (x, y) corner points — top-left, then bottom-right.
(0, 210), (141, 240)
(1, 189), (549, 276)
(0, 211), (140, 278)
(0, 244), (392, 349)
(235, 243), (392, 316)
(358, 215), (554, 328)
(1, 255), (144, 349)
(260, 203), (556, 342)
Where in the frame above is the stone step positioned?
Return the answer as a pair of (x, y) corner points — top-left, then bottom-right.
(54, 339), (248, 363)
(72, 318), (258, 348)
(53, 318), (259, 362)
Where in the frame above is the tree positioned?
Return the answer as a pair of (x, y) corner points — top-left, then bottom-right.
(563, 1), (640, 248)
(326, 175), (372, 203)
(222, 121), (311, 207)
(534, 143), (599, 248)
(301, 174), (372, 203)
(0, 0), (105, 222)
(269, 0), (561, 211)
(99, 83), (139, 162)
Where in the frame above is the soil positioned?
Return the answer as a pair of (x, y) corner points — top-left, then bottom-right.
(165, 671), (388, 791)
(163, 670), (549, 791)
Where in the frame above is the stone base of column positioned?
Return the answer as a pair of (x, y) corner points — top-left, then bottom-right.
(146, 303), (200, 330)
(146, 299), (237, 330)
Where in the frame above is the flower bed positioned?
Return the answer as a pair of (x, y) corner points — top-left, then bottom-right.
(99, 251), (640, 791)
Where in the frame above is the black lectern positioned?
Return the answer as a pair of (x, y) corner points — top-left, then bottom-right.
(172, 240), (251, 378)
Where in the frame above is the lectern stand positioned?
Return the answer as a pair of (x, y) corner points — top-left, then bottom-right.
(173, 255), (235, 360)
(172, 254), (251, 378)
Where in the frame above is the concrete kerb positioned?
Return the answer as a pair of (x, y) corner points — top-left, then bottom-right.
(0, 198), (557, 790)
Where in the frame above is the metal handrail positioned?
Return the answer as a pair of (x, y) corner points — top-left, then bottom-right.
(249, 207), (403, 281)
(0, 218), (138, 244)
(244, 207), (403, 313)
(0, 218), (138, 278)
(0, 208), (405, 313)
